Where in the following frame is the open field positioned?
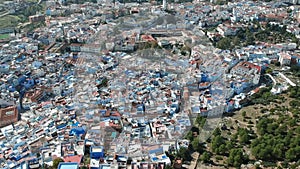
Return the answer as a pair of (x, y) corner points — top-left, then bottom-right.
(0, 15), (21, 28)
(0, 33), (9, 40)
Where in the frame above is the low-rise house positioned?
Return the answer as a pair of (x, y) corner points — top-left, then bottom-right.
(81, 44), (101, 53)
(230, 80), (250, 94)
(29, 15), (45, 23)
(0, 100), (18, 128)
(148, 147), (171, 165)
(69, 44), (82, 52)
(278, 52), (292, 66)
(230, 61), (261, 85)
(89, 146), (105, 169)
(216, 24), (240, 37)
(63, 155), (83, 164)
(291, 53), (300, 66)
(247, 52), (267, 61)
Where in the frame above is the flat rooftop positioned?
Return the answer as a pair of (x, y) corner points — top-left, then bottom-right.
(91, 147), (103, 152)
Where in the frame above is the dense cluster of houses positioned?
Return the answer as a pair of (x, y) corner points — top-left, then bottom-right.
(0, 0), (300, 168)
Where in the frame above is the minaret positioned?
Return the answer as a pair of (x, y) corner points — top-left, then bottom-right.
(163, 0), (167, 10)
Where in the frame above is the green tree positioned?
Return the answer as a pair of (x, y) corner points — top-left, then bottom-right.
(213, 128), (221, 136)
(266, 122), (278, 135)
(52, 158), (64, 169)
(201, 152), (211, 163)
(226, 141), (234, 150)
(176, 147), (192, 161)
(181, 45), (191, 56)
(216, 37), (232, 50)
(237, 128), (250, 144)
(218, 144), (227, 155)
(245, 28), (255, 45)
(286, 148), (297, 162)
(231, 133), (238, 142)
(256, 117), (271, 135)
(196, 115), (206, 128)
(242, 111), (246, 118)
(164, 165), (173, 169)
(295, 126), (300, 134)
(273, 144), (284, 159)
(265, 67), (273, 74)
(191, 138), (204, 153)
(232, 36), (240, 47)
(276, 125), (287, 136)
(289, 137), (300, 148)
(289, 100), (300, 107)
(252, 141), (273, 161)
(185, 131), (194, 141)
(211, 135), (225, 154)
(239, 132), (250, 144)
(80, 167), (89, 169)
(227, 148), (248, 167)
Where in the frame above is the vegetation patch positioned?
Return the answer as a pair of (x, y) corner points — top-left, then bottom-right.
(0, 15), (21, 29)
(184, 71), (300, 168)
(214, 23), (299, 50)
(0, 33), (9, 40)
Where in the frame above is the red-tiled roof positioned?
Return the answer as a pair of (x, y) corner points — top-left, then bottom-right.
(253, 87), (260, 93)
(236, 61), (261, 73)
(141, 35), (156, 42)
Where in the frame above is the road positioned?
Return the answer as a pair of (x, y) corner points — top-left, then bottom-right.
(18, 22), (31, 28)
(266, 74), (277, 86)
(189, 152), (199, 169)
(278, 72), (296, 87)
(0, 11), (9, 17)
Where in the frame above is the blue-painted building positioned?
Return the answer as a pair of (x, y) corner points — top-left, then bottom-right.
(15, 55), (26, 63)
(199, 73), (209, 82)
(28, 158), (40, 169)
(136, 104), (145, 114)
(69, 127), (85, 137)
(248, 53), (266, 61)
(0, 64), (10, 73)
(90, 146), (104, 159)
(170, 103), (179, 114)
(230, 81), (250, 94)
(18, 75), (26, 84)
(32, 61), (43, 69)
(225, 100), (235, 113)
(23, 79), (35, 89)
(45, 9), (51, 16)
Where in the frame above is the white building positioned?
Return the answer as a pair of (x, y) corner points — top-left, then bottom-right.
(278, 52), (291, 66)
(162, 0), (167, 10)
(216, 24), (240, 37)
